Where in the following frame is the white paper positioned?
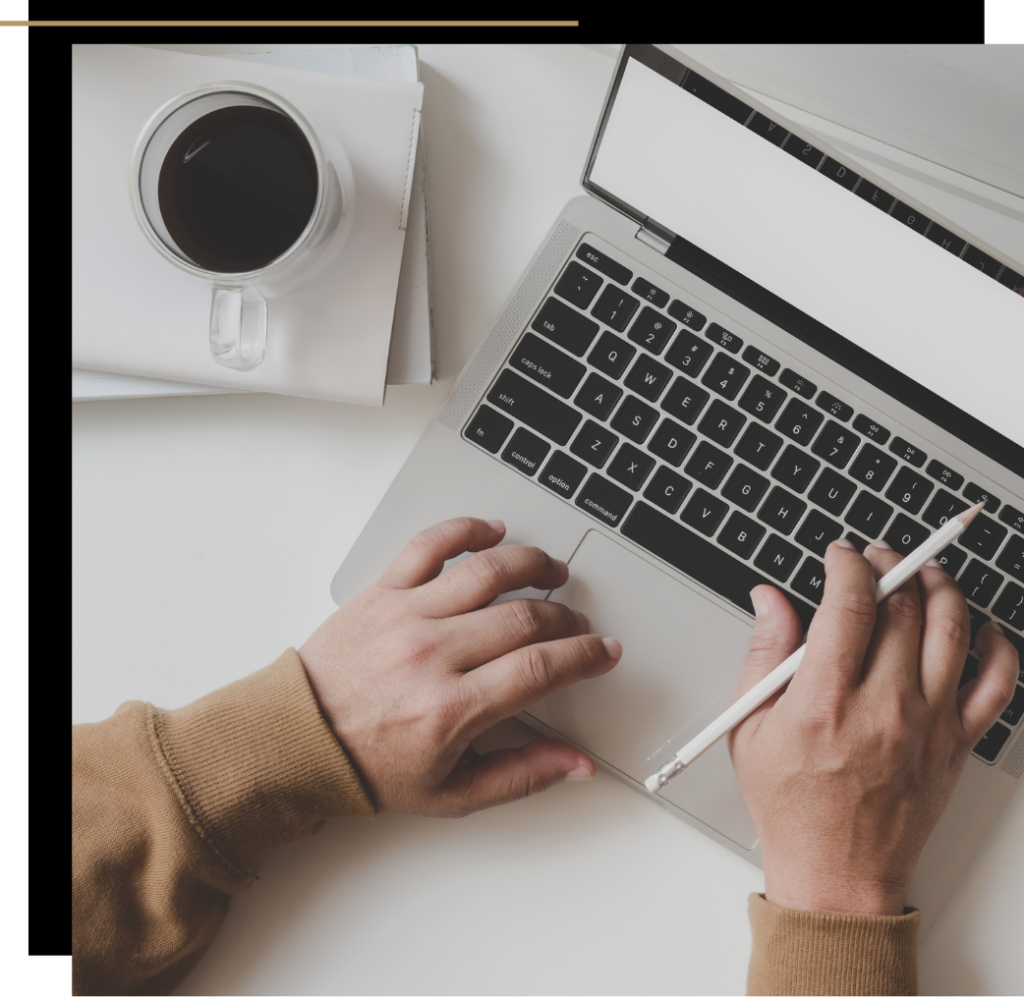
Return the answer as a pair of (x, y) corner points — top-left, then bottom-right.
(72, 45), (423, 405)
(591, 59), (1024, 445)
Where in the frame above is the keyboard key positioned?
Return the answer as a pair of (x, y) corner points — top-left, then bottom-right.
(608, 443), (656, 491)
(771, 444), (820, 493)
(992, 582), (1024, 631)
(815, 391), (854, 422)
(738, 375), (787, 423)
(885, 466), (934, 515)
(1000, 685), (1024, 726)
(854, 179), (895, 213)
(775, 398), (824, 446)
(592, 285), (640, 332)
(852, 414), (890, 443)
(701, 353), (750, 400)
(996, 535), (1024, 583)
(554, 261), (602, 309)
(643, 466), (692, 514)
(501, 427), (550, 477)
(627, 307), (676, 354)
(611, 395), (660, 443)
(625, 354), (673, 401)
(925, 222), (967, 257)
(755, 534), (803, 582)
(705, 323), (743, 353)
(963, 244), (1002, 279)
(957, 559), (1004, 608)
(620, 502), (816, 629)
(538, 451), (587, 499)
(959, 513), (1008, 561)
(889, 436), (927, 467)
(746, 112), (788, 146)
(926, 459), (964, 491)
(665, 329), (714, 376)
(632, 277), (668, 308)
(570, 419), (618, 468)
(510, 332), (587, 398)
(922, 489), (969, 530)
(464, 405), (513, 453)
(779, 368), (817, 399)
(699, 399), (747, 448)
(845, 532), (870, 553)
(811, 420), (860, 468)
(968, 606), (990, 647)
(576, 243), (632, 284)
(686, 440), (734, 489)
(735, 423), (784, 471)
(998, 266), (1024, 293)
(681, 488), (730, 536)
(973, 722), (1011, 761)
(661, 377), (710, 425)
(783, 135), (823, 168)
(808, 468), (858, 516)
(667, 299), (707, 331)
(845, 491), (894, 539)
(722, 464), (770, 512)
(487, 370), (583, 446)
(791, 557), (827, 604)
(849, 443), (898, 491)
(936, 544), (967, 577)
(741, 346), (780, 376)
(999, 505), (1024, 534)
(575, 473), (633, 527)
(575, 373), (623, 421)
(587, 330), (636, 380)
(682, 71), (752, 123)
(890, 200), (929, 234)
(719, 512), (765, 559)
(532, 297), (600, 356)
(963, 482), (1000, 514)
(884, 514), (930, 556)
(758, 486), (807, 536)
(819, 157), (858, 190)
(648, 418), (697, 467)
(795, 509), (844, 557)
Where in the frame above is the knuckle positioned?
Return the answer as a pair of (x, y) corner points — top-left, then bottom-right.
(466, 548), (511, 591)
(927, 610), (970, 652)
(883, 589), (921, 624)
(514, 644), (555, 700)
(832, 589), (877, 623)
(503, 599), (546, 642)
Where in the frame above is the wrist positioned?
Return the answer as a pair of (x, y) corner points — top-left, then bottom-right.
(764, 869), (908, 917)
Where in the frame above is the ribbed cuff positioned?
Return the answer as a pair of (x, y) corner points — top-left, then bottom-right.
(148, 648), (376, 881)
(747, 893), (919, 996)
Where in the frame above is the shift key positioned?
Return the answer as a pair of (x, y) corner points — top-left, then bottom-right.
(487, 370), (583, 446)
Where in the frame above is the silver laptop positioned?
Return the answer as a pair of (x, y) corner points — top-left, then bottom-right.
(331, 45), (1024, 934)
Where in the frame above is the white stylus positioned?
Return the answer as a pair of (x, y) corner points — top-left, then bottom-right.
(644, 501), (987, 794)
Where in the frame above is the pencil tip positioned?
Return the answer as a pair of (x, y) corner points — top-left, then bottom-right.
(957, 501), (986, 527)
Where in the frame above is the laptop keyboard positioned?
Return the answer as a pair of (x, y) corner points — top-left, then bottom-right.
(463, 238), (1024, 763)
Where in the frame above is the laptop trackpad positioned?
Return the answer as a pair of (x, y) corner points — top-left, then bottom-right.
(529, 529), (760, 849)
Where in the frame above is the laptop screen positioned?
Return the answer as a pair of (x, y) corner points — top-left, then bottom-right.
(586, 48), (1023, 476)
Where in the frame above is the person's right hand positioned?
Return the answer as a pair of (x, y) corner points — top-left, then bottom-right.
(728, 538), (1018, 917)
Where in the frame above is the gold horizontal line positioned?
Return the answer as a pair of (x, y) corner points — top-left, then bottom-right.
(0, 20), (579, 26)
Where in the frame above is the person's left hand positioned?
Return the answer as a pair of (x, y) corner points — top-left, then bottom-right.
(298, 517), (622, 816)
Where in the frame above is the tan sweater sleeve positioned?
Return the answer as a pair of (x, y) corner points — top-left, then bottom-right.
(747, 893), (920, 995)
(71, 648), (376, 997)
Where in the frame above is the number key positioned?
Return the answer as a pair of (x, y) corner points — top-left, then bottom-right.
(848, 443), (897, 491)
(627, 306), (676, 354)
(738, 374), (787, 423)
(810, 420), (861, 468)
(775, 398), (824, 446)
(885, 466), (934, 515)
(665, 329), (713, 376)
(700, 352), (751, 400)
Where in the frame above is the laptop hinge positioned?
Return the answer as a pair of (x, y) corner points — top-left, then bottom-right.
(635, 219), (674, 255)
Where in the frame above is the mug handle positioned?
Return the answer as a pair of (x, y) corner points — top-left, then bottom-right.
(209, 287), (267, 371)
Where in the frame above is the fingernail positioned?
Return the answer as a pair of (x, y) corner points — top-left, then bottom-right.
(834, 538), (856, 550)
(925, 557), (942, 568)
(872, 540), (893, 550)
(486, 519), (505, 532)
(564, 766), (593, 781)
(601, 636), (622, 659)
(750, 587), (771, 617)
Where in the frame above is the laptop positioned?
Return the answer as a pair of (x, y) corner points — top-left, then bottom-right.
(330, 44), (1024, 934)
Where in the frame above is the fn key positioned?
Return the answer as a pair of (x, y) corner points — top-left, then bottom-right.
(464, 405), (513, 453)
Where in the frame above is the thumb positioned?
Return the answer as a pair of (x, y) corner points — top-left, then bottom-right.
(446, 739), (594, 814)
(733, 585), (804, 703)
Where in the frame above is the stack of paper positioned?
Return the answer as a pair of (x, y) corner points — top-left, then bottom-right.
(72, 45), (433, 404)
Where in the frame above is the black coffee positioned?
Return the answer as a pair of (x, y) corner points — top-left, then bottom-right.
(158, 104), (318, 273)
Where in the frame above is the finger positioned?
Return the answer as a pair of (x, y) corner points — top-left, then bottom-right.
(437, 598), (588, 671)
(860, 543), (923, 693)
(801, 539), (878, 691)
(459, 634), (622, 737)
(958, 622), (1019, 746)
(379, 518), (506, 589)
(443, 739), (596, 815)
(916, 559), (971, 706)
(413, 543), (569, 618)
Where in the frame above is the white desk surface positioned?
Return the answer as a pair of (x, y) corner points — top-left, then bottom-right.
(72, 45), (1023, 996)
